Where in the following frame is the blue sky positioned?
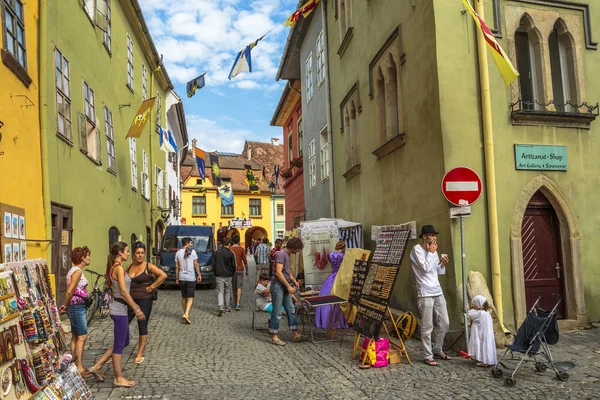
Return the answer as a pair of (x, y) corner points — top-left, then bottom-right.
(141, 0), (298, 153)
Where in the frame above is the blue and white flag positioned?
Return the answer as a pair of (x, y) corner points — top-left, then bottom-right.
(228, 36), (264, 80)
(159, 126), (178, 153)
(218, 183), (234, 206)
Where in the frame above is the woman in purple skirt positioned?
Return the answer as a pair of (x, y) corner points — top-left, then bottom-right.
(315, 241), (347, 329)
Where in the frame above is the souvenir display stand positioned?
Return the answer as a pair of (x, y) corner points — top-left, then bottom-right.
(350, 228), (412, 368)
(295, 294), (347, 344)
(0, 259), (93, 400)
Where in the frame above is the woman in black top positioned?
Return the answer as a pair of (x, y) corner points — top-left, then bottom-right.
(127, 242), (167, 364)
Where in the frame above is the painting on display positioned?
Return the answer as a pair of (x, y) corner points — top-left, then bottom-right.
(20, 242), (26, 261)
(2, 245), (10, 264)
(3, 213), (11, 238)
(12, 243), (19, 262)
(18, 215), (25, 239)
(11, 215), (18, 240)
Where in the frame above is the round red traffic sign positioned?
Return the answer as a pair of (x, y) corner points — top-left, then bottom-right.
(441, 167), (482, 206)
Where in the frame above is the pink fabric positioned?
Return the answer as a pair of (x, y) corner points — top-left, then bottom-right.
(361, 338), (389, 368)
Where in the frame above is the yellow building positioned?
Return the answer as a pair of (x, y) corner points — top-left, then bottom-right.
(180, 149), (274, 248)
(0, 0), (46, 262)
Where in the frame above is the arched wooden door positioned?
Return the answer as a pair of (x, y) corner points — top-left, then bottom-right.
(522, 191), (566, 318)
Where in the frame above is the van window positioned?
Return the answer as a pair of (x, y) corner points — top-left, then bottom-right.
(162, 235), (212, 253)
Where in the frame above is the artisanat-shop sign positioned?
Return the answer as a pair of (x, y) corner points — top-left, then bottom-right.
(230, 218), (252, 228)
(514, 144), (567, 171)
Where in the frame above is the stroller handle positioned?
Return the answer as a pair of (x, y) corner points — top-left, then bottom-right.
(552, 293), (562, 301)
(535, 290), (542, 298)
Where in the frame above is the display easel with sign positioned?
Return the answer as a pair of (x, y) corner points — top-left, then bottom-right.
(350, 228), (412, 368)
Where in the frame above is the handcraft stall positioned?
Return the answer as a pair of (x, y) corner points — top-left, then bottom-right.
(0, 259), (93, 400)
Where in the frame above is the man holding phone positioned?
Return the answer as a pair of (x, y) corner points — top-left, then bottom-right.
(410, 225), (451, 366)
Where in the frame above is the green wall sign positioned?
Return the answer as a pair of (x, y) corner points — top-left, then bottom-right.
(514, 144), (568, 171)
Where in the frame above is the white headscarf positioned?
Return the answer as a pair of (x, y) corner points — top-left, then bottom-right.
(472, 295), (487, 309)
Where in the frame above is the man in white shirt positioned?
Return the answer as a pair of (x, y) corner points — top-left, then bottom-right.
(410, 225), (451, 366)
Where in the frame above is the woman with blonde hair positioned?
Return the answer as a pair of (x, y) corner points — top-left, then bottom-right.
(315, 240), (347, 329)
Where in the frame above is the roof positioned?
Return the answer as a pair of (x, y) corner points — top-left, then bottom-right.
(271, 80), (301, 126)
(242, 141), (285, 195)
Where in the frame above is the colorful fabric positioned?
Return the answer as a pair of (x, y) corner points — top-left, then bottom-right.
(244, 164), (260, 193)
(186, 73), (206, 98)
(256, 243), (270, 265)
(159, 126), (178, 153)
(285, 0), (320, 27)
(194, 147), (206, 181)
(67, 266), (88, 306)
(315, 251), (347, 329)
(218, 183), (234, 206)
(462, 0), (519, 85)
(126, 98), (156, 138)
(228, 37), (264, 79)
(210, 153), (221, 186)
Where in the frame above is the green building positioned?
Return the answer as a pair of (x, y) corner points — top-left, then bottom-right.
(40, 0), (173, 304)
(326, 0), (598, 330)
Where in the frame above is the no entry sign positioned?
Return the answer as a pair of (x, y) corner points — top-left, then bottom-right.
(441, 167), (482, 206)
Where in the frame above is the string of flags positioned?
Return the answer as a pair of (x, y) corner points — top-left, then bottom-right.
(284, 0), (320, 27)
(159, 126), (178, 153)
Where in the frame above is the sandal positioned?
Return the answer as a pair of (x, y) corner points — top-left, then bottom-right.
(79, 370), (92, 378)
(424, 358), (439, 366)
(434, 352), (453, 360)
(113, 379), (136, 388)
(88, 368), (105, 382)
(134, 357), (144, 364)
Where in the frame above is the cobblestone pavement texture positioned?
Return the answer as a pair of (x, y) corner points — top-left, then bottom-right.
(79, 258), (600, 399)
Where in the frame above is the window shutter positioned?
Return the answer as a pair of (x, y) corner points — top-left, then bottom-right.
(78, 113), (88, 153)
(95, 117), (102, 162)
(95, 0), (108, 32)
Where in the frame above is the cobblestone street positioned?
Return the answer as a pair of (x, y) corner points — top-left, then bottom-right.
(80, 263), (600, 399)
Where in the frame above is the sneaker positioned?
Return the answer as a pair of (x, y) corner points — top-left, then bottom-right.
(217, 309), (223, 317)
(183, 314), (191, 324)
(225, 308), (231, 313)
(235, 304), (241, 311)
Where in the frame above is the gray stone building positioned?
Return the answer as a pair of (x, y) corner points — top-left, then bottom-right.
(277, 1), (334, 221)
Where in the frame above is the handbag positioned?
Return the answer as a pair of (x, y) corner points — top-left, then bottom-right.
(72, 293), (93, 308)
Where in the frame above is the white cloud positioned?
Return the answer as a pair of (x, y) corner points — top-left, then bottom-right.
(186, 115), (250, 153)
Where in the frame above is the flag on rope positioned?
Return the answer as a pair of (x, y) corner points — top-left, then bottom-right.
(285, 0), (321, 27)
(260, 166), (267, 184)
(274, 165), (281, 188)
(194, 147), (206, 181)
(209, 153), (221, 186)
(244, 164), (260, 193)
(462, 0), (519, 85)
(159, 126), (178, 153)
(126, 97), (156, 138)
(186, 73), (206, 98)
(218, 183), (234, 206)
(228, 36), (264, 80)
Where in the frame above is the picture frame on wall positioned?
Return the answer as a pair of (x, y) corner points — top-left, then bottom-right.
(3, 213), (11, 238)
(18, 216), (25, 239)
(12, 243), (19, 262)
(20, 242), (26, 261)
(11, 215), (18, 240)
(2, 245), (10, 264)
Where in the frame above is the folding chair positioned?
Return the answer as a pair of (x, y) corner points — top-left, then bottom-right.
(252, 305), (270, 332)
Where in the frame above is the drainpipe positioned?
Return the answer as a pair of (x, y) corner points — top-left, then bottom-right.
(39, 0), (52, 254)
(149, 67), (160, 228)
(322, 0), (336, 218)
(474, 0), (505, 329)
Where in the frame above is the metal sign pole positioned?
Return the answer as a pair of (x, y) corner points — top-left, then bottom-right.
(461, 216), (470, 347)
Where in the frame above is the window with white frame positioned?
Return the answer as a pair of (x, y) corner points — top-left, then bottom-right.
(288, 132), (293, 163)
(277, 203), (284, 216)
(141, 63), (148, 100)
(126, 34), (134, 90)
(129, 138), (138, 190)
(298, 117), (303, 156)
(316, 30), (325, 86)
(305, 52), (313, 101)
(249, 199), (262, 216)
(142, 151), (149, 200)
(83, 0), (94, 20)
(103, 0), (111, 52)
(55, 48), (72, 141)
(104, 106), (116, 173)
(155, 166), (163, 207)
(3, 0), (27, 69)
(81, 81), (101, 162)
(308, 139), (316, 189)
(320, 128), (330, 181)
(155, 92), (162, 131)
(192, 196), (206, 215)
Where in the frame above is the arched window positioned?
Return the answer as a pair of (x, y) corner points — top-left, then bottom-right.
(515, 15), (544, 110)
(386, 53), (400, 140)
(549, 20), (578, 113)
(108, 227), (120, 251)
(344, 108), (351, 171)
(376, 67), (387, 144)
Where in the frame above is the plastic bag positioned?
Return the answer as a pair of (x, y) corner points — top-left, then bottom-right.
(361, 338), (389, 368)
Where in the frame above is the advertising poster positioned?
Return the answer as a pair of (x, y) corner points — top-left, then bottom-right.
(300, 221), (338, 286)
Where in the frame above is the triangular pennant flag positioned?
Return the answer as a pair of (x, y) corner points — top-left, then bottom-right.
(218, 183), (234, 206)
(462, 0), (519, 85)
(159, 127), (178, 153)
(186, 73), (206, 98)
(228, 36), (264, 80)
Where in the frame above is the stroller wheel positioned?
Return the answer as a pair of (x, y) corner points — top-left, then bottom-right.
(535, 363), (547, 372)
(504, 377), (516, 387)
(491, 368), (503, 378)
(556, 372), (569, 382)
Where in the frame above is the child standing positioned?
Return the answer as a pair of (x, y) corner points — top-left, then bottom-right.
(468, 295), (497, 367)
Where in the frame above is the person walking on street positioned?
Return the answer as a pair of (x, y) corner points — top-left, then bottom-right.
(209, 237), (236, 317)
(89, 242), (146, 387)
(59, 246), (92, 377)
(230, 235), (248, 310)
(255, 237), (271, 283)
(127, 242), (167, 364)
(410, 225), (451, 367)
(270, 238), (306, 346)
(175, 237), (202, 324)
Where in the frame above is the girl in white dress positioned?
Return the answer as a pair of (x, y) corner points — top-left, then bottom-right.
(468, 295), (497, 367)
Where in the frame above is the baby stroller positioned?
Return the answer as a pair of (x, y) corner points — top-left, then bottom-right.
(491, 292), (567, 387)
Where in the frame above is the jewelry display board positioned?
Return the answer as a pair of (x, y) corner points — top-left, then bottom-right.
(348, 260), (368, 306)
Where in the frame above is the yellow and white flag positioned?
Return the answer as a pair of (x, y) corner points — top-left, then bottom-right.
(462, 0), (519, 85)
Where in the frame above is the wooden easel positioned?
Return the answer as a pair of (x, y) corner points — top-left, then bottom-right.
(352, 307), (411, 367)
